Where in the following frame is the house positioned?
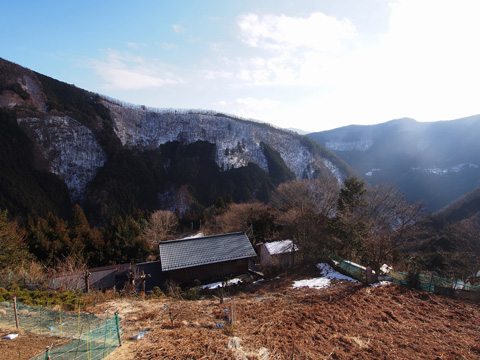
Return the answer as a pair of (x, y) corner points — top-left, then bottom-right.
(258, 240), (300, 269)
(135, 260), (164, 292)
(49, 268), (116, 292)
(158, 232), (257, 283)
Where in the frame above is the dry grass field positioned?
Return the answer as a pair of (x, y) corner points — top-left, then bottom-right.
(1, 265), (479, 359)
(100, 266), (480, 360)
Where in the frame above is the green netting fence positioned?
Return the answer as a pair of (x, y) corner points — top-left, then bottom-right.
(327, 252), (480, 293)
(29, 314), (121, 360)
(0, 300), (121, 360)
(387, 271), (480, 293)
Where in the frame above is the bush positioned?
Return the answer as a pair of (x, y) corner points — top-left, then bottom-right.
(150, 286), (165, 298)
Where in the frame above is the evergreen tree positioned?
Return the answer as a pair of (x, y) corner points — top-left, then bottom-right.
(0, 210), (31, 270)
(102, 215), (150, 264)
(333, 177), (369, 260)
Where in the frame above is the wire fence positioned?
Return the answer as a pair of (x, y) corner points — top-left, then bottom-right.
(0, 299), (121, 360)
(387, 271), (480, 293)
(328, 253), (480, 294)
(0, 272), (44, 289)
(29, 314), (121, 360)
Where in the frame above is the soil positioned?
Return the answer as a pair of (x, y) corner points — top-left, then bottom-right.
(2, 265), (480, 359)
(0, 328), (64, 360)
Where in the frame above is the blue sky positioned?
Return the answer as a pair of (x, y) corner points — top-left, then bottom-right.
(2, 0), (480, 132)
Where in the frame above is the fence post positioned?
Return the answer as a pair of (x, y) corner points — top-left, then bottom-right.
(44, 345), (50, 360)
(13, 296), (19, 329)
(429, 274), (434, 293)
(115, 312), (122, 346)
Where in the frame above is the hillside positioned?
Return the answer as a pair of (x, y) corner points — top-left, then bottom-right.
(0, 57), (354, 223)
(2, 266), (479, 360)
(431, 186), (480, 227)
(308, 117), (480, 212)
(98, 271), (480, 359)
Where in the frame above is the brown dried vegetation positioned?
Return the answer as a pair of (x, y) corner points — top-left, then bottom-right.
(99, 271), (479, 360)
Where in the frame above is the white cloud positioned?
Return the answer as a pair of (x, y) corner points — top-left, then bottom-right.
(217, 97), (281, 119)
(202, 69), (234, 80)
(172, 24), (185, 33)
(232, 12), (358, 87)
(339, 0), (480, 123)
(88, 2), (480, 132)
(255, 0), (480, 129)
(163, 42), (178, 49)
(237, 12), (357, 53)
(91, 49), (181, 90)
(126, 42), (147, 49)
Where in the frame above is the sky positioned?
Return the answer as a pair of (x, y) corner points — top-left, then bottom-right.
(2, 0), (480, 132)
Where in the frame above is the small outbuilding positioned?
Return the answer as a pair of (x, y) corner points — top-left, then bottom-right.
(258, 240), (300, 269)
(159, 232), (257, 283)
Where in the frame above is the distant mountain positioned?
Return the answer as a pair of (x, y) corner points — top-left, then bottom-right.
(430, 186), (480, 227)
(0, 58), (355, 223)
(308, 117), (480, 212)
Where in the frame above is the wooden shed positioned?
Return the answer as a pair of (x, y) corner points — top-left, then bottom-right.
(158, 232), (257, 283)
(258, 240), (300, 269)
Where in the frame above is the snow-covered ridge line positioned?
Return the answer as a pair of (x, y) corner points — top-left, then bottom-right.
(103, 100), (343, 182)
(101, 95), (281, 130)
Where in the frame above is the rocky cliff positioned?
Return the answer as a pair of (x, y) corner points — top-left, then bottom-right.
(0, 57), (353, 221)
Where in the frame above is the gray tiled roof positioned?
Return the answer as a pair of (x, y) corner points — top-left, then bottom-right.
(159, 232), (257, 271)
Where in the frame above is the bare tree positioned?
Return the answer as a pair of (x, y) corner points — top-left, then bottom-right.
(271, 178), (340, 260)
(216, 202), (274, 244)
(445, 214), (480, 282)
(272, 178), (339, 218)
(335, 179), (424, 281)
(144, 210), (179, 242)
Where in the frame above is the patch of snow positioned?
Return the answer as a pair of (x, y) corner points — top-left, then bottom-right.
(264, 240), (299, 255)
(292, 263), (359, 289)
(370, 281), (392, 287)
(200, 278), (242, 290)
(365, 168), (381, 177)
(322, 159), (343, 183)
(180, 233), (204, 240)
(292, 277), (331, 289)
(317, 263), (360, 282)
(326, 139), (373, 152)
(380, 264), (392, 274)
(17, 116), (106, 201)
(412, 163), (478, 175)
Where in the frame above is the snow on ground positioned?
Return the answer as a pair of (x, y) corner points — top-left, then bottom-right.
(370, 281), (392, 287)
(292, 263), (359, 289)
(200, 278), (242, 290)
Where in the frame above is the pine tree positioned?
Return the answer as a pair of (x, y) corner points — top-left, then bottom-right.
(0, 210), (31, 270)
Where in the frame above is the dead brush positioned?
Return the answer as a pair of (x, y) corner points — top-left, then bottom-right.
(224, 323), (235, 336)
(137, 309), (157, 321)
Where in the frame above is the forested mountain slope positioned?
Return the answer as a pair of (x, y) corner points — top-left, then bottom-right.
(308, 117), (480, 212)
(0, 57), (354, 223)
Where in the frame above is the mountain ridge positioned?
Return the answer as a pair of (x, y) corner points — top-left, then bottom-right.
(308, 116), (480, 212)
(0, 57), (355, 223)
